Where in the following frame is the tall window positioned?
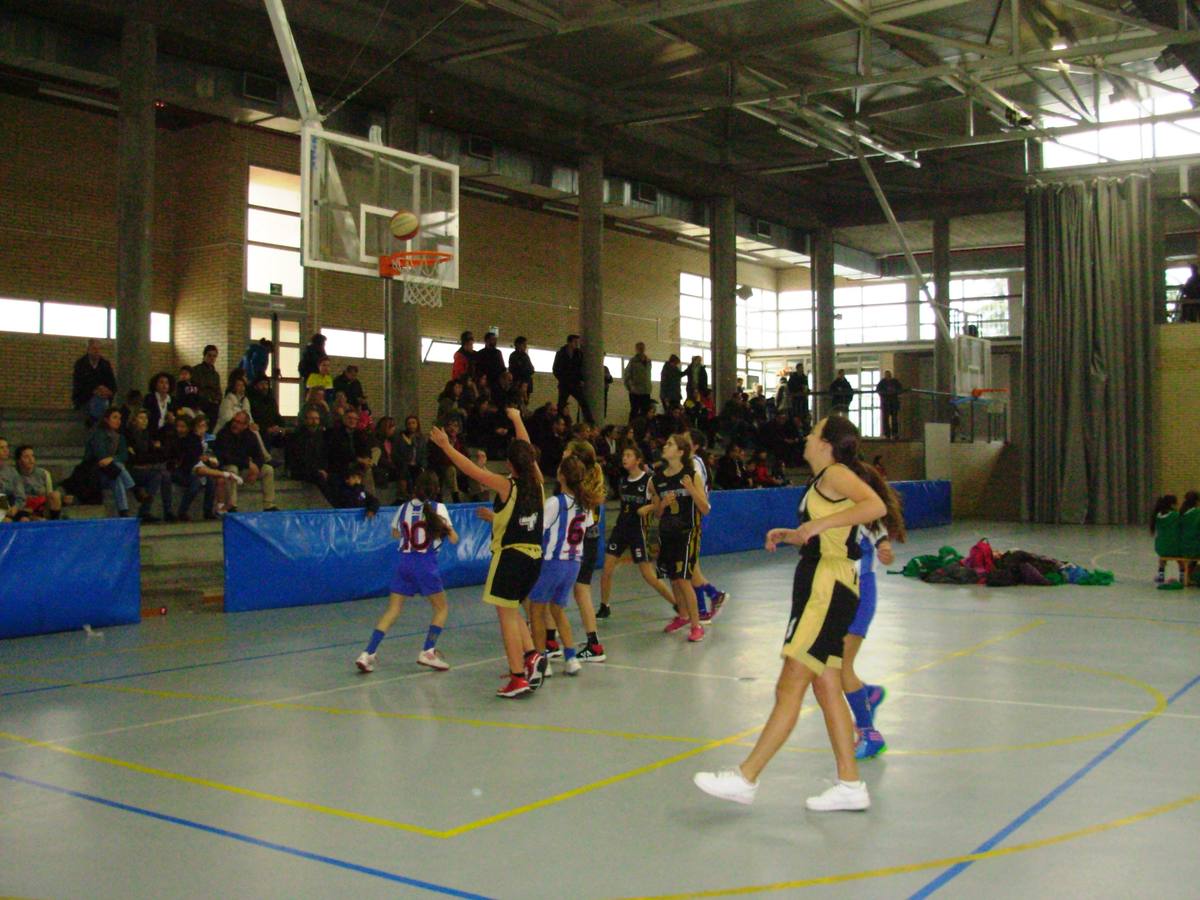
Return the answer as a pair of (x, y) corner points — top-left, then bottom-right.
(844, 364), (881, 439)
(247, 167), (304, 298)
(777, 290), (813, 348)
(920, 276), (1013, 339)
(834, 282), (908, 345)
(679, 273), (779, 388)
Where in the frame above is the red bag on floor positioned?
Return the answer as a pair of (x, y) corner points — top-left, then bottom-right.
(965, 539), (996, 574)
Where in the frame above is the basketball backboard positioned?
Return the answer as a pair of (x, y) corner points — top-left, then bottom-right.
(300, 125), (460, 289)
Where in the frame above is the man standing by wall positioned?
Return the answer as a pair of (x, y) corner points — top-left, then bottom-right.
(876, 370), (904, 439)
(787, 363), (810, 431)
(553, 334), (593, 424)
(660, 355), (683, 413)
(686, 355), (709, 401)
(508, 336), (535, 401)
(72, 339), (117, 424)
(475, 330), (507, 404)
(829, 369), (854, 414)
(192, 345), (222, 423)
(623, 342), (652, 420)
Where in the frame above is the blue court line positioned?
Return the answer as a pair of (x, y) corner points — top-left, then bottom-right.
(909, 671), (1200, 898)
(0, 616), (498, 699)
(0, 770), (495, 899)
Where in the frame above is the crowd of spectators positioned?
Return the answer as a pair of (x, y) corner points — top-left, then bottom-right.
(1, 329), (910, 526)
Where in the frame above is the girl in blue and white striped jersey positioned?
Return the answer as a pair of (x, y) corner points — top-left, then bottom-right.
(356, 471), (458, 674)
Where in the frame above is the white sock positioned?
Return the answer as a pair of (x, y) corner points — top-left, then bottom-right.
(839, 779), (865, 788)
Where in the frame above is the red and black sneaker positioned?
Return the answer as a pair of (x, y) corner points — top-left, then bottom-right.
(577, 642), (606, 663)
(545, 638), (563, 659)
(497, 675), (532, 698)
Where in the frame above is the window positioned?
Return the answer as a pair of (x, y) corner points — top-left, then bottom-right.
(680, 273), (779, 387)
(247, 166), (304, 299)
(1041, 93), (1200, 170)
(0, 299), (169, 342)
(834, 282), (908, 345)
(843, 364), (881, 438)
(319, 327), (386, 360)
(920, 277), (1013, 339)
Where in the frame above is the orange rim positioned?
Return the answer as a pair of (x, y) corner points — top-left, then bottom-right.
(379, 250), (453, 276)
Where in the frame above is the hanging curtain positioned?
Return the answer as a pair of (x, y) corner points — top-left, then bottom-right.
(1023, 175), (1155, 524)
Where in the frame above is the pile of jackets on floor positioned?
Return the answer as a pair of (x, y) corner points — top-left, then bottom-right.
(896, 539), (1114, 587)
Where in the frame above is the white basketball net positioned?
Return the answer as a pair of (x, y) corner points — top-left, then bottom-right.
(386, 253), (449, 308)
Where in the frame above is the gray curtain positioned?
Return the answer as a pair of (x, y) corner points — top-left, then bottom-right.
(1023, 175), (1155, 524)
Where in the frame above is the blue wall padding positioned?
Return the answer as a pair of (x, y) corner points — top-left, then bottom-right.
(0, 518), (141, 638)
(222, 482), (945, 612)
(223, 502), (606, 613)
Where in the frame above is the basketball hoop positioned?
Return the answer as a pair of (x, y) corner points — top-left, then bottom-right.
(378, 250), (453, 308)
(971, 387), (1009, 412)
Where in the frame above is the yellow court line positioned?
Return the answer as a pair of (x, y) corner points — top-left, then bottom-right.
(611, 792), (1200, 898)
(0, 729), (444, 838)
(879, 619), (1047, 685)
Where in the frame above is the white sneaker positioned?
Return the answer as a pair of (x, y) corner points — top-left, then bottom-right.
(543, 660), (554, 678)
(565, 656), (582, 676)
(355, 651), (377, 673)
(805, 780), (870, 812)
(417, 648), (450, 671)
(693, 768), (758, 805)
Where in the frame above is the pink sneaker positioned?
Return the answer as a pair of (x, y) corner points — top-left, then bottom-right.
(687, 625), (705, 642)
(664, 615), (690, 633)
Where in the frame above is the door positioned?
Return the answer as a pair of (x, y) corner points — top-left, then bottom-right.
(249, 314), (304, 418)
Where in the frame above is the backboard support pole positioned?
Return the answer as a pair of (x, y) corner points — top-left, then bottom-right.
(263, 0), (321, 124)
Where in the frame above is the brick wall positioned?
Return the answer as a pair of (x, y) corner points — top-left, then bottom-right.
(1157, 324), (1200, 495)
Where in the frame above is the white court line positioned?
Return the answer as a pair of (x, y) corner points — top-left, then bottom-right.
(0, 623), (660, 756)
(893, 689), (1200, 721)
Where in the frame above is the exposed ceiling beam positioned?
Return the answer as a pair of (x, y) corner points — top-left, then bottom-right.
(1052, 0), (1170, 34)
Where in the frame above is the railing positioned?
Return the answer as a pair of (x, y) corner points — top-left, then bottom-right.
(802, 388), (1008, 443)
(1165, 286), (1200, 323)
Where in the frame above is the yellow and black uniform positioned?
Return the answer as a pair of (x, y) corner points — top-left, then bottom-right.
(483, 477), (543, 608)
(653, 467), (697, 580)
(607, 471), (652, 562)
(783, 464), (861, 674)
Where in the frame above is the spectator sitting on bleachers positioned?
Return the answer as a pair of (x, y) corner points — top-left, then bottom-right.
(248, 375), (286, 456)
(192, 345), (223, 421)
(757, 408), (801, 466)
(325, 408), (375, 495)
(371, 416), (398, 487)
(464, 449), (493, 502)
(125, 408), (170, 522)
(285, 408), (334, 504)
(216, 376), (254, 435)
(465, 398), (511, 460)
(143, 372), (175, 433)
(352, 397), (373, 432)
(161, 414), (208, 521)
(750, 449), (785, 488)
(305, 356), (334, 401)
(10, 445), (66, 520)
(427, 418), (467, 502)
(1, 437), (25, 519)
(118, 389), (143, 429)
(392, 415), (427, 501)
(72, 338), (117, 425)
(84, 408), (138, 518)
(187, 414), (236, 518)
(174, 365), (201, 415)
(333, 364), (365, 407)
(302, 386), (332, 428)
(436, 379), (466, 426)
(716, 444), (753, 491)
(332, 462), (379, 515)
(212, 411), (278, 512)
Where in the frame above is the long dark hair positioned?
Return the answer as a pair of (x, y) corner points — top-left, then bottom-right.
(413, 471), (450, 540)
(1182, 491), (1199, 514)
(668, 431), (694, 474)
(1152, 494), (1178, 532)
(507, 439), (542, 510)
(820, 416), (906, 541)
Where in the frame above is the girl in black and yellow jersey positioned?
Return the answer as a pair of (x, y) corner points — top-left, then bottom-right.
(430, 407), (545, 699)
(694, 416), (903, 811)
(651, 432), (710, 643)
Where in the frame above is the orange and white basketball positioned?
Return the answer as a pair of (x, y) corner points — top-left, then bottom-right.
(389, 210), (419, 241)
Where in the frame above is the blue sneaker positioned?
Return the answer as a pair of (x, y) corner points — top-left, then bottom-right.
(855, 729), (887, 760)
(865, 683), (887, 713)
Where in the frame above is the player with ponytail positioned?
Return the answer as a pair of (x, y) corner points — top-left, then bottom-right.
(356, 470), (459, 674)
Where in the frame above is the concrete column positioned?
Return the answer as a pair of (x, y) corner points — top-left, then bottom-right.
(579, 153), (605, 422)
(709, 193), (738, 408)
(386, 96), (422, 419)
(932, 217), (954, 409)
(116, 14), (155, 398)
(813, 226), (836, 421)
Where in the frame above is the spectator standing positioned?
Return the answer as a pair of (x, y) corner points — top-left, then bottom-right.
(212, 412), (277, 512)
(623, 342), (653, 420)
(452, 331), (476, 381)
(192, 345), (223, 422)
(143, 373), (175, 433)
(830, 369), (854, 414)
(686, 355), (709, 398)
(787, 364), (810, 429)
(298, 334), (327, 382)
(72, 339), (117, 424)
(239, 338), (274, 385)
(475, 331), (507, 402)
(84, 408), (137, 518)
(553, 334), (594, 424)
(508, 335), (535, 400)
(875, 370), (903, 440)
(660, 354), (683, 413)
(12, 445), (65, 519)
(333, 364), (365, 407)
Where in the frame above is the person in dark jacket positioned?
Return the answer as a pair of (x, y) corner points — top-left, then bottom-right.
(239, 338), (274, 385)
(286, 408), (335, 505)
(248, 375), (286, 453)
(508, 335), (535, 400)
(685, 355), (709, 398)
(192, 345), (223, 421)
(143, 372), (175, 433)
(787, 364), (810, 430)
(875, 370), (904, 439)
(332, 365), (365, 407)
(84, 407), (137, 516)
(552, 334), (593, 424)
(125, 408), (169, 521)
(659, 355), (683, 413)
(475, 331), (507, 402)
(332, 463), (380, 515)
(174, 365), (202, 414)
(72, 339), (117, 423)
(212, 412), (277, 512)
(298, 334), (327, 382)
(715, 444), (753, 491)
(829, 369), (854, 413)
(325, 408), (375, 492)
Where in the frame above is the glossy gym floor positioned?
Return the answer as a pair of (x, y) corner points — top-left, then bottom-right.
(1, 521), (1197, 899)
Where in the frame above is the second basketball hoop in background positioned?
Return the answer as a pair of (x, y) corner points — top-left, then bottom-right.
(389, 209), (420, 241)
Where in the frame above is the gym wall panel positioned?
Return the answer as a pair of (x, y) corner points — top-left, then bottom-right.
(0, 518), (141, 639)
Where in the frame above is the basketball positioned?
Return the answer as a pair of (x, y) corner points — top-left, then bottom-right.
(389, 209), (419, 241)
